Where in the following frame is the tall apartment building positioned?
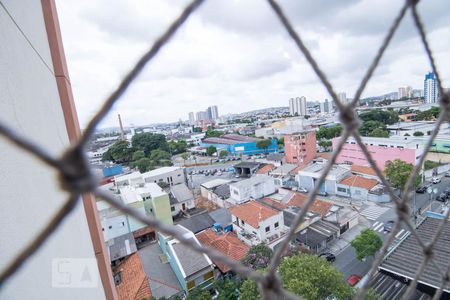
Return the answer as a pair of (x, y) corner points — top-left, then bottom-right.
(398, 86), (413, 99)
(332, 136), (424, 171)
(289, 96), (307, 116)
(1, 1), (115, 298)
(424, 72), (439, 103)
(188, 112), (195, 124)
(208, 105), (219, 120)
(338, 92), (348, 105)
(284, 130), (317, 166)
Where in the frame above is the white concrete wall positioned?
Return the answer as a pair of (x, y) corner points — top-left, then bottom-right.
(0, 1), (104, 299)
(143, 169), (185, 186)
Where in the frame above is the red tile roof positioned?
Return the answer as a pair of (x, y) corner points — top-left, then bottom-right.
(196, 229), (249, 273)
(260, 197), (287, 210)
(350, 164), (378, 176)
(318, 153), (330, 160)
(256, 164), (275, 174)
(289, 165), (307, 175)
(287, 193), (333, 217)
(229, 200), (279, 228)
(114, 252), (151, 300)
(340, 175), (379, 190)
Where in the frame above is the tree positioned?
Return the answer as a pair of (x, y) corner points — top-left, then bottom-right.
(131, 133), (168, 155)
(404, 133), (410, 136)
(149, 149), (172, 161)
(256, 139), (272, 153)
(168, 140), (188, 154)
(385, 159), (420, 192)
(135, 158), (153, 173)
(181, 152), (190, 165)
(360, 120), (386, 136)
(317, 125), (342, 139)
(424, 160), (440, 170)
(369, 128), (389, 138)
(206, 146), (217, 156)
(413, 131), (424, 136)
(219, 150), (228, 157)
(279, 254), (353, 300)
(359, 109), (398, 125)
(318, 140), (332, 150)
(351, 229), (383, 260)
(193, 127), (202, 133)
(205, 129), (223, 138)
(132, 150), (145, 162)
(213, 278), (242, 300)
(106, 140), (132, 163)
(242, 244), (272, 270)
(277, 137), (284, 146)
(239, 279), (260, 300)
(186, 286), (212, 300)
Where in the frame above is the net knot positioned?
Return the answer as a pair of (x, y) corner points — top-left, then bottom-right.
(339, 105), (360, 133)
(58, 145), (98, 194)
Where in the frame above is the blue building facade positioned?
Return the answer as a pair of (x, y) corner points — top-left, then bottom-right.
(424, 71), (439, 104)
(200, 134), (278, 155)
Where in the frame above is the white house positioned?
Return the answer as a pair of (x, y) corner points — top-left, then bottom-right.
(229, 200), (285, 248)
(200, 179), (232, 208)
(297, 162), (351, 195)
(229, 175), (276, 205)
(336, 175), (380, 201)
(167, 183), (195, 215)
(142, 166), (186, 186)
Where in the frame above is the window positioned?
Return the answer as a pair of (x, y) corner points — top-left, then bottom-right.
(102, 228), (104, 231)
(108, 225), (112, 229)
(171, 206), (175, 212)
(337, 187), (347, 193)
(265, 226), (270, 232)
(187, 280), (195, 290)
(203, 271), (214, 281)
(275, 222), (279, 228)
(233, 190), (239, 196)
(241, 220), (245, 226)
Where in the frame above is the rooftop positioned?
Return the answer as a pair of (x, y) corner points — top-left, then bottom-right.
(176, 212), (216, 234)
(339, 175), (379, 190)
(201, 178), (232, 189)
(266, 153), (285, 161)
(142, 166), (182, 178)
(203, 134), (261, 145)
(300, 162), (350, 178)
(208, 208), (232, 227)
(167, 183), (193, 204)
(113, 252), (151, 300)
(271, 163), (297, 175)
(196, 229), (249, 273)
(256, 164), (275, 174)
(107, 232), (138, 262)
(229, 200), (279, 228)
(379, 217), (450, 293)
(171, 240), (212, 278)
(258, 197), (288, 211)
(233, 161), (262, 169)
(350, 164), (378, 176)
(230, 174), (272, 189)
(295, 220), (340, 247)
(287, 193), (333, 217)
(212, 184), (231, 200)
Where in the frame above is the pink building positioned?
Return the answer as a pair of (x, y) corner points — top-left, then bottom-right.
(332, 136), (423, 171)
(285, 130), (317, 166)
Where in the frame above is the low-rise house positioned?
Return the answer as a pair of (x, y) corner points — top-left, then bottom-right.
(108, 232), (138, 264)
(229, 200), (285, 248)
(287, 192), (334, 218)
(297, 162), (351, 195)
(229, 175), (276, 205)
(209, 208), (233, 232)
(196, 229), (249, 274)
(200, 179), (232, 208)
(336, 175), (380, 201)
(269, 163), (297, 186)
(142, 166), (186, 186)
(255, 163), (275, 175)
(233, 161), (263, 178)
(294, 220), (340, 253)
(158, 226), (215, 292)
(350, 164), (379, 180)
(167, 183), (195, 216)
(266, 153), (285, 166)
(113, 252), (151, 300)
(324, 206), (359, 235)
(177, 212), (216, 234)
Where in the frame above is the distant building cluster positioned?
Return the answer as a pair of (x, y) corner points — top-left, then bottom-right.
(189, 105), (219, 125)
(289, 96), (307, 116)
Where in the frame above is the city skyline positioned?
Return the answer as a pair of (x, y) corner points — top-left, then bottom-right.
(56, 0), (450, 128)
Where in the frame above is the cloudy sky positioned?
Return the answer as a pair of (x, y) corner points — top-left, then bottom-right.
(55, 0), (450, 129)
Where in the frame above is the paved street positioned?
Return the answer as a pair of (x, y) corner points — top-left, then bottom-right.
(334, 176), (450, 280)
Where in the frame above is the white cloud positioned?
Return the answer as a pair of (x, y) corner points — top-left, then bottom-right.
(55, 0), (450, 128)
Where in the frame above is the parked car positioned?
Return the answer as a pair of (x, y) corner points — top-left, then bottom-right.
(416, 183), (431, 193)
(445, 172), (450, 177)
(317, 191), (328, 197)
(319, 252), (336, 262)
(445, 187), (450, 196)
(384, 220), (395, 232)
(432, 177), (441, 184)
(347, 274), (362, 286)
(216, 171), (222, 176)
(297, 187), (308, 193)
(437, 193), (448, 202)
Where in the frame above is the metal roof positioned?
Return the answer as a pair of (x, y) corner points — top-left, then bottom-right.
(379, 217), (450, 293)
